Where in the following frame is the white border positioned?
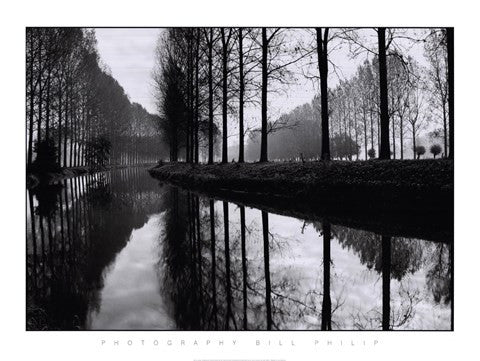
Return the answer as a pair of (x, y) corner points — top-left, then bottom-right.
(1, 0), (479, 360)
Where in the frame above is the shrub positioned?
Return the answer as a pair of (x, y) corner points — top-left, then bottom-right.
(31, 138), (60, 174)
(415, 145), (426, 159)
(367, 148), (376, 159)
(430, 144), (442, 159)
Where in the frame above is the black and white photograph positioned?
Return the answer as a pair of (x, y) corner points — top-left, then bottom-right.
(25, 25), (453, 331)
(2, 0), (480, 359)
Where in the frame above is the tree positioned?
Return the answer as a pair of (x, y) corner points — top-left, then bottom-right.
(407, 87), (427, 159)
(258, 28), (310, 162)
(220, 28), (234, 163)
(316, 28), (330, 161)
(331, 133), (360, 160)
(238, 28), (245, 163)
(368, 148), (376, 159)
(430, 144), (442, 159)
(446, 28), (454, 159)
(378, 28), (391, 159)
(415, 145), (426, 159)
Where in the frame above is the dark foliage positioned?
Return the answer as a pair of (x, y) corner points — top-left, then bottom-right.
(85, 135), (111, 172)
(31, 138), (61, 174)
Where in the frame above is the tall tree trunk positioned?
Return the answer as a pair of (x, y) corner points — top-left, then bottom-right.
(363, 106), (368, 159)
(223, 201), (233, 329)
(391, 115), (396, 159)
(238, 28), (245, 163)
(240, 205), (247, 329)
(45, 71), (51, 141)
(28, 32), (35, 167)
(37, 34), (43, 144)
(262, 211), (272, 329)
(316, 27), (330, 161)
(208, 30), (214, 165)
(209, 199), (218, 329)
(370, 109), (375, 152)
(63, 80), (68, 167)
(378, 28), (391, 159)
(194, 30), (200, 164)
(321, 221), (332, 330)
(221, 28), (229, 163)
(382, 235), (391, 330)
(69, 95), (74, 167)
(447, 28), (454, 159)
(412, 126), (416, 159)
(57, 88), (62, 166)
(400, 115), (404, 159)
(260, 28), (268, 162)
(442, 103), (448, 157)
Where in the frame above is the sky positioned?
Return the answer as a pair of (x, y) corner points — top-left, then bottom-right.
(95, 28), (161, 114)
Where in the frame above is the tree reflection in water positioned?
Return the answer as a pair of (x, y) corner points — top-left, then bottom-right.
(26, 170), (452, 331)
(26, 168), (164, 330)
(159, 186), (452, 331)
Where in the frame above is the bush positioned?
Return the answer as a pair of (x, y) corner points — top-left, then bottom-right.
(430, 144), (442, 159)
(367, 148), (376, 159)
(31, 138), (60, 174)
(415, 145), (426, 159)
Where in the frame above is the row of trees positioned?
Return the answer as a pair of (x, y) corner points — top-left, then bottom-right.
(26, 28), (167, 172)
(154, 28), (454, 163)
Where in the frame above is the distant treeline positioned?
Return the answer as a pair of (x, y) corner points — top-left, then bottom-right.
(26, 28), (168, 172)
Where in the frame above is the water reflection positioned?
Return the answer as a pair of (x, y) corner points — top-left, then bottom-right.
(158, 187), (452, 331)
(26, 169), (452, 330)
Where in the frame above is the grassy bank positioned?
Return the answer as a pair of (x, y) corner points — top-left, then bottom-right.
(149, 160), (453, 240)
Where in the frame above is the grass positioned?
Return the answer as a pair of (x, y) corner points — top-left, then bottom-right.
(149, 159), (452, 209)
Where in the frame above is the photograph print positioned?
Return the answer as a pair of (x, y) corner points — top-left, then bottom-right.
(25, 27), (453, 331)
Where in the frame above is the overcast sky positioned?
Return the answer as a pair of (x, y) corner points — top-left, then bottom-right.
(95, 28), (161, 114)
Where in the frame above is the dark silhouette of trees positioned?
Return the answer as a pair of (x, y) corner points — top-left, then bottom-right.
(331, 133), (360, 160)
(368, 148), (376, 159)
(430, 144), (442, 158)
(415, 145), (426, 159)
(27, 28), (164, 172)
(424, 30), (449, 157)
(150, 28), (452, 164)
(447, 28), (454, 159)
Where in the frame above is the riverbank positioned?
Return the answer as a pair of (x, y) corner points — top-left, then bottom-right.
(149, 160), (453, 241)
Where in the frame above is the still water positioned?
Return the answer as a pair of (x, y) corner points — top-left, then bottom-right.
(26, 168), (452, 331)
